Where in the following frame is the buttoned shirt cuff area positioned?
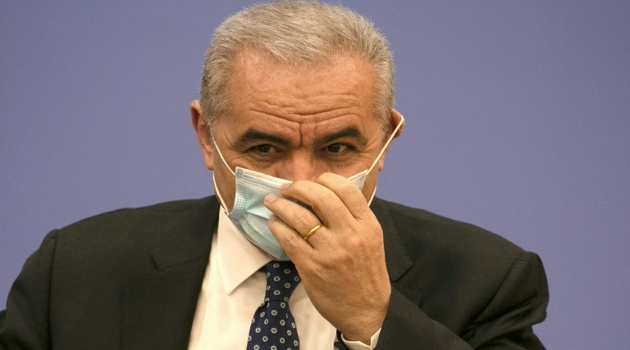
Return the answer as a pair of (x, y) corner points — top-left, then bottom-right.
(341, 328), (381, 350)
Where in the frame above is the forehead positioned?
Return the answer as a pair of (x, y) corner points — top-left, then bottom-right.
(219, 49), (380, 132)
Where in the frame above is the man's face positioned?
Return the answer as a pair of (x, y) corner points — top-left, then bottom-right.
(193, 48), (398, 210)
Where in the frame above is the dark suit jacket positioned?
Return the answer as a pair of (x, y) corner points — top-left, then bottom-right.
(0, 196), (548, 349)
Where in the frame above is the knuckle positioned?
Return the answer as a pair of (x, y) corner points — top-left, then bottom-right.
(314, 190), (335, 206)
(346, 232), (367, 249)
(284, 230), (301, 247)
(296, 209), (314, 228)
(319, 252), (347, 270)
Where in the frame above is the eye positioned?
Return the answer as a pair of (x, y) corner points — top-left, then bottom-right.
(247, 144), (284, 161)
(324, 143), (355, 156)
(327, 144), (343, 153)
(253, 144), (274, 154)
(326, 143), (350, 153)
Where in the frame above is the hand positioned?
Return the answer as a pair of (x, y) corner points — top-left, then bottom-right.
(264, 172), (391, 344)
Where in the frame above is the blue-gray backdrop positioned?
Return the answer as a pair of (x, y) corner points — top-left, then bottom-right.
(1, 1), (629, 349)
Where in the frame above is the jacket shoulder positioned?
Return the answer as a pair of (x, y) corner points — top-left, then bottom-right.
(375, 198), (525, 259)
(50, 196), (218, 270)
(59, 197), (216, 236)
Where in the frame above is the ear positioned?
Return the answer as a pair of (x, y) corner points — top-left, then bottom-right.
(190, 100), (215, 171)
(376, 109), (404, 171)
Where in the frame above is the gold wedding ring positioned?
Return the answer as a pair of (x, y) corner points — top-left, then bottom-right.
(303, 224), (322, 241)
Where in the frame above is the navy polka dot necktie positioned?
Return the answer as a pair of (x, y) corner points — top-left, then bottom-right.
(247, 261), (301, 350)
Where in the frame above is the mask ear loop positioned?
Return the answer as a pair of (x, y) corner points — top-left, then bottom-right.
(210, 132), (235, 212)
(364, 114), (405, 206)
(366, 114), (405, 175)
(210, 132), (236, 176)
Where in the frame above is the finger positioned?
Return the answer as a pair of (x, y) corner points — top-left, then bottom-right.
(264, 194), (326, 241)
(277, 180), (353, 229)
(315, 172), (370, 219)
(267, 214), (314, 260)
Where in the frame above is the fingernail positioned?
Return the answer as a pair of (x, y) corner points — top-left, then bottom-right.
(264, 193), (278, 205)
(279, 183), (289, 192)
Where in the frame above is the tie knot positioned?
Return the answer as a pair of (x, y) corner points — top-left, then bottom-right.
(264, 261), (300, 301)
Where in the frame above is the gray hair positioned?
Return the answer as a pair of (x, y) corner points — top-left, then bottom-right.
(200, 1), (394, 134)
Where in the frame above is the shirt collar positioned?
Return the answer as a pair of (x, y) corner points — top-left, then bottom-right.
(217, 209), (272, 294)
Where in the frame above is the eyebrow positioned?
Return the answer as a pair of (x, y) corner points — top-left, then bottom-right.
(234, 126), (368, 148)
(314, 126), (368, 148)
(234, 129), (291, 149)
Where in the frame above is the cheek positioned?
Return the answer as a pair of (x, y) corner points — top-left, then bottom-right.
(361, 169), (380, 201)
(213, 163), (237, 211)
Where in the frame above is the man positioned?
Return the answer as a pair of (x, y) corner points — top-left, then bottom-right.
(0, 1), (548, 349)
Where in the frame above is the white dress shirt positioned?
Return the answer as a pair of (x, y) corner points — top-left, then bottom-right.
(188, 210), (379, 349)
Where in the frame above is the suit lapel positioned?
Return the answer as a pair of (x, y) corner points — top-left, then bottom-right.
(122, 197), (220, 350)
(371, 198), (423, 307)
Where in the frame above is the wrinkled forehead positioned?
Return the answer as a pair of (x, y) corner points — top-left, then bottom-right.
(221, 47), (381, 118)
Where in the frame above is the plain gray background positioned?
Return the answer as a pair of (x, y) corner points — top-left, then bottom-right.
(1, 1), (629, 349)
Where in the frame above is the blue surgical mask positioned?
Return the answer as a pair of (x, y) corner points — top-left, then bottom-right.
(212, 115), (404, 260)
